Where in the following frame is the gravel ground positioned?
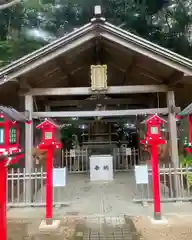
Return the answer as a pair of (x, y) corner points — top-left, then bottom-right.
(8, 214), (192, 239)
(8, 216), (141, 240)
(131, 214), (192, 240)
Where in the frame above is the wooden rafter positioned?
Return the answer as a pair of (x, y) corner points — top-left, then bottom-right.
(47, 97), (150, 107)
(121, 57), (138, 85)
(166, 71), (184, 86)
(55, 59), (77, 87)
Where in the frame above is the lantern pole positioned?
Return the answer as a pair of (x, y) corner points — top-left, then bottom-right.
(0, 159), (7, 240)
(151, 144), (161, 220)
(46, 148), (53, 225)
(140, 114), (166, 221)
(36, 118), (62, 230)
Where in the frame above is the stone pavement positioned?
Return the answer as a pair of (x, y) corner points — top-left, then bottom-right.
(8, 216), (141, 240)
(8, 213), (192, 240)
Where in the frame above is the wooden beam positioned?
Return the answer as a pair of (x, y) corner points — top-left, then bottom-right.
(48, 97), (149, 107)
(25, 85), (168, 96)
(32, 108), (169, 118)
(58, 118), (136, 124)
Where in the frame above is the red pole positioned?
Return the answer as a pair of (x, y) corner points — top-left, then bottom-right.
(151, 144), (161, 220)
(0, 159), (7, 240)
(46, 148), (53, 225)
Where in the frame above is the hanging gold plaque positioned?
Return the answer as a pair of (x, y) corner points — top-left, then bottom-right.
(91, 65), (107, 91)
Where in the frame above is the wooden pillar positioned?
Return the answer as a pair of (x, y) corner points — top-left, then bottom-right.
(166, 91), (179, 167)
(25, 95), (34, 202)
(19, 96), (25, 161)
(166, 90), (180, 198)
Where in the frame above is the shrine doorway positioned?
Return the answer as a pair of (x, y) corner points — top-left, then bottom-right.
(53, 114), (141, 174)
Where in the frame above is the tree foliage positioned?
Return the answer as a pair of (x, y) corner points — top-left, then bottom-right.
(0, 0), (192, 67)
(0, 0), (21, 10)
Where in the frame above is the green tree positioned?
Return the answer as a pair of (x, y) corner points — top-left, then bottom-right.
(0, 0), (192, 67)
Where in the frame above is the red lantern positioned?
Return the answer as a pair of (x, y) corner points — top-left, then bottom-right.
(0, 106), (30, 240)
(36, 118), (62, 225)
(0, 113), (24, 165)
(140, 114), (166, 146)
(36, 118), (62, 150)
(140, 114), (166, 221)
(185, 115), (192, 153)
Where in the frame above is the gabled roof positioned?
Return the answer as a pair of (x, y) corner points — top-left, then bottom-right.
(0, 17), (192, 85)
(36, 118), (60, 129)
(0, 106), (29, 122)
(141, 114), (167, 124)
(179, 103), (192, 116)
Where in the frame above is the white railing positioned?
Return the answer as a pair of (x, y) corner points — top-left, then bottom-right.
(61, 148), (89, 173)
(133, 164), (192, 203)
(7, 147), (140, 207)
(8, 168), (45, 207)
(7, 168), (69, 207)
(60, 148), (140, 173)
(7, 164), (192, 207)
(113, 148), (140, 171)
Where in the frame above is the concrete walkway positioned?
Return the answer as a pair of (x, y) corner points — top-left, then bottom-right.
(7, 201), (192, 220)
(34, 172), (137, 215)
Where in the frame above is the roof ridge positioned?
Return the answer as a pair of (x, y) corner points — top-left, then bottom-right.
(0, 19), (192, 84)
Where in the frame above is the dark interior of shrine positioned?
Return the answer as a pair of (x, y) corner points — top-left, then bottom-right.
(61, 116), (138, 148)
(33, 91), (167, 157)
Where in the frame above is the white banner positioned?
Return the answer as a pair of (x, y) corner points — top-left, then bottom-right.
(53, 167), (66, 187)
(70, 149), (76, 157)
(135, 165), (149, 184)
(126, 148), (132, 156)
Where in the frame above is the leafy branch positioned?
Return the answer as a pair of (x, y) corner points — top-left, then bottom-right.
(0, 0), (21, 10)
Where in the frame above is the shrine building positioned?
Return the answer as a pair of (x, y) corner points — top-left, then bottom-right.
(0, 6), (192, 205)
